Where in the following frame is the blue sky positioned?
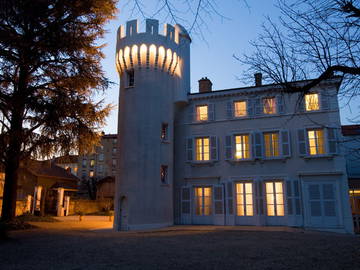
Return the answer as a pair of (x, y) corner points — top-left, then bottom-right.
(99, 0), (359, 134)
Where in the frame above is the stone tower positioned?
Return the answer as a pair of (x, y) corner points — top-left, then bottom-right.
(114, 19), (191, 230)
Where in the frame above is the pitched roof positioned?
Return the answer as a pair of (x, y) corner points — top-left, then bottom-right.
(27, 161), (79, 182)
(53, 155), (78, 164)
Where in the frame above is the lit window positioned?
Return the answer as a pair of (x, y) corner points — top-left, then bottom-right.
(126, 69), (134, 87)
(308, 129), (325, 155)
(90, 159), (95, 168)
(195, 187), (212, 216)
(266, 181), (284, 216)
(264, 132), (279, 157)
(305, 93), (319, 111)
(74, 167), (78, 173)
(263, 97), (276, 114)
(160, 165), (168, 183)
(236, 182), (253, 216)
(161, 123), (168, 141)
(234, 101), (247, 117)
(195, 137), (210, 161)
(196, 105), (208, 121)
(235, 135), (250, 159)
(89, 170), (94, 178)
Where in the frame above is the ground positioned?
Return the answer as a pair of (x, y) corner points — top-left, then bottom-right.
(0, 217), (359, 270)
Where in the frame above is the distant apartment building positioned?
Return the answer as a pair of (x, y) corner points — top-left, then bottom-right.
(54, 155), (79, 176)
(78, 134), (118, 182)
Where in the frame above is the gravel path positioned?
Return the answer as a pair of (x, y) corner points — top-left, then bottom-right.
(0, 219), (359, 270)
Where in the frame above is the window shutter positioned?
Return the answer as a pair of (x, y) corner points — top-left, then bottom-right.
(181, 186), (191, 214)
(327, 128), (338, 155)
(297, 129), (307, 156)
(293, 180), (299, 196)
(254, 98), (262, 115)
(252, 132), (263, 159)
(281, 130), (291, 157)
(226, 101), (233, 119)
(214, 185), (224, 215)
(277, 95), (285, 114)
(323, 184), (336, 217)
(208, 103), (215, 121)
(298, 95), (305, 113)
(247, 99), (254, 116)
(188, 106), (194, 123)
(186, 137), (194, 162)
(226, 182), (234, 215)
(210, 136), (218, 161)
(225, 135), (233, 160)
(286, 180), (293, 215)
(295, 198), (301, 215)
(321, 92), (330, 110)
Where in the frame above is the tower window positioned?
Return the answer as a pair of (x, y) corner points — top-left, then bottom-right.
(161, 123), (169, 141)
(126, 69), (134, 87)
(160, 165), (168, 184)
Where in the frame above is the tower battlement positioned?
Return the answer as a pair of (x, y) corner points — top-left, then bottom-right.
(115, 19), (190, 77)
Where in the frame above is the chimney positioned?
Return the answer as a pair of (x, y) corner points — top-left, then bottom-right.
(198, 77), (212, 93)
(254, 73), (262, 86)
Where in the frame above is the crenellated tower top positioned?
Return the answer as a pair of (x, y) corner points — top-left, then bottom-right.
(115, 19), (191, 77)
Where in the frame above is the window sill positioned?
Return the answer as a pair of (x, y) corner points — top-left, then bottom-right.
(303, 154), (334, 160)
(189, 161), (217, 167)
(226, 159), (255, 164)
(261, 157), (288, 162)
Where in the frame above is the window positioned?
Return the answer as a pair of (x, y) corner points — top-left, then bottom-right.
(90, 159), (95, 168)
(196, 105), (208, 121)
(195, 187), (212, 216)
(89, 170), (94, 178)
(195, 137), (210, 161)
(82, 159), (87, 168)
(112, 148), (117, 155)
(234, 101), (247, 117)
(264, 132), (280, 157)
(74, 166), (78, 173)
(112, 159), (116, 167)
(113, 138), (117, 144)
(98, 164), (103, 173)
(266, 181), (284, 216)
(161, 123), (168, 141)
(305, 93), (319, 111)
(236, 182), (253, 216)
(308, 129), (325, 155)
(263, 97), (276, 114)
(235, 135), (250, 159)
(126, 69), (134, 87)
(98, 153), (104, 161)
(160, 165), (168, 183)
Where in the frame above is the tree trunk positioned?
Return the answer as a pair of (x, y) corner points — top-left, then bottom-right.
(1, 160), (20, 221)
(40, 187), (47, 217)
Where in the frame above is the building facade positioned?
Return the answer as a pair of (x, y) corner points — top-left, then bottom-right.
(114, 19), (353, 233)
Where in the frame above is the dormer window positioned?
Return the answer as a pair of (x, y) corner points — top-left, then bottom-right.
(196, 105), (208, 121)
(305, 93), (319, 111)
(126, 69), (134, 87)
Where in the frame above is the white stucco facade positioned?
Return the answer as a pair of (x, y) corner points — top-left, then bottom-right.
(114, 19), (353, 233)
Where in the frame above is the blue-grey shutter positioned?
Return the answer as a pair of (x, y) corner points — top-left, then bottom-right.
(181, 186), (191, 214)
(247, 99), (254, 116)
(214, 185), (224, 215)
(297, 129), (307, 156)
(327, 127), (338, 155)
(298, 95), (305, 113)
(186, 137), (194, 161)
(208, 103), (215, 121)
(323, 184), (336, 216)
(210, 136), (218, 161)
(253, 132), (263, 159)
(226, 182), (234, 215)
(188, 106), (194, 123)
(226, 101), (233, 119)
(225, 135), (233, 160)
(321, 92), (330, 110)
(281, 130), (291, 157)
(293, 180), (299, 196)
(254, 98), (262, 115)
(277, 95), (285, 114)
(286, 180), (293, 215)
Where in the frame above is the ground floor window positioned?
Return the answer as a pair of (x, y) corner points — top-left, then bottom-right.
(236, 182), (253, 216)
(195, 187), (212, 216)
(265, 181), (284, 216)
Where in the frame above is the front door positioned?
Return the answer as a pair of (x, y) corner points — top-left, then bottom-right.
(193, 186), (213, 224)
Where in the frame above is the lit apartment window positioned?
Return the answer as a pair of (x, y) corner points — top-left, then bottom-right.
(308, 129), (325, 155)
(195, 187), (212, 216)
(161, 123), (168, 141)
(74, 167), (78, 173)
(89, 170), (94, 178)
(195, 137), (210, 161)
(305, 93), (320, 111)
(90, 159), (95, 168)
(126, 69), (134, 87)
(196, 105), (208, 121)
(82, 159), (87, 168)
(234, 101), (247, 117)
(235, 135), (250, 159)
(263, 97), (276, 114)
(264, 132), (280, 157)
(160, 165), (168, 183)
(266, 181), (284, 216)
(236, 182), (253, 216)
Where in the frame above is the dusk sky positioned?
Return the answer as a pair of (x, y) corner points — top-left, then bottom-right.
(100, 0), (359, 134)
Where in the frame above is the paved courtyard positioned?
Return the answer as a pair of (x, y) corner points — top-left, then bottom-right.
(0, 216), (359, 270)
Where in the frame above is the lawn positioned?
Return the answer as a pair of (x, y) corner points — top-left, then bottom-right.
(0, 219), (359, 270)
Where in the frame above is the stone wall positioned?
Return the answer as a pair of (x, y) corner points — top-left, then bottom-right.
(68, 199), (113, 215)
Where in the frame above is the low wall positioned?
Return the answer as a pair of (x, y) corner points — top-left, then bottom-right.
(68, 199), (113, 215)
(0, 199), (29, 217)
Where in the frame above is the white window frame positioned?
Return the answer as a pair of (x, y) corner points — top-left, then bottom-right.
(195, 104), (209, 122)
(195, 136), (211, 162)
(234, 134), (251, 160)
(307, 128), (326, 156)
(233, 100), (248, 118)
(263, 131), (280, 158)
(235, 182), (254, 216)
(265, 181), (285, 217)
(263, 97), (277, 115)
(305, 92), (320, 112)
